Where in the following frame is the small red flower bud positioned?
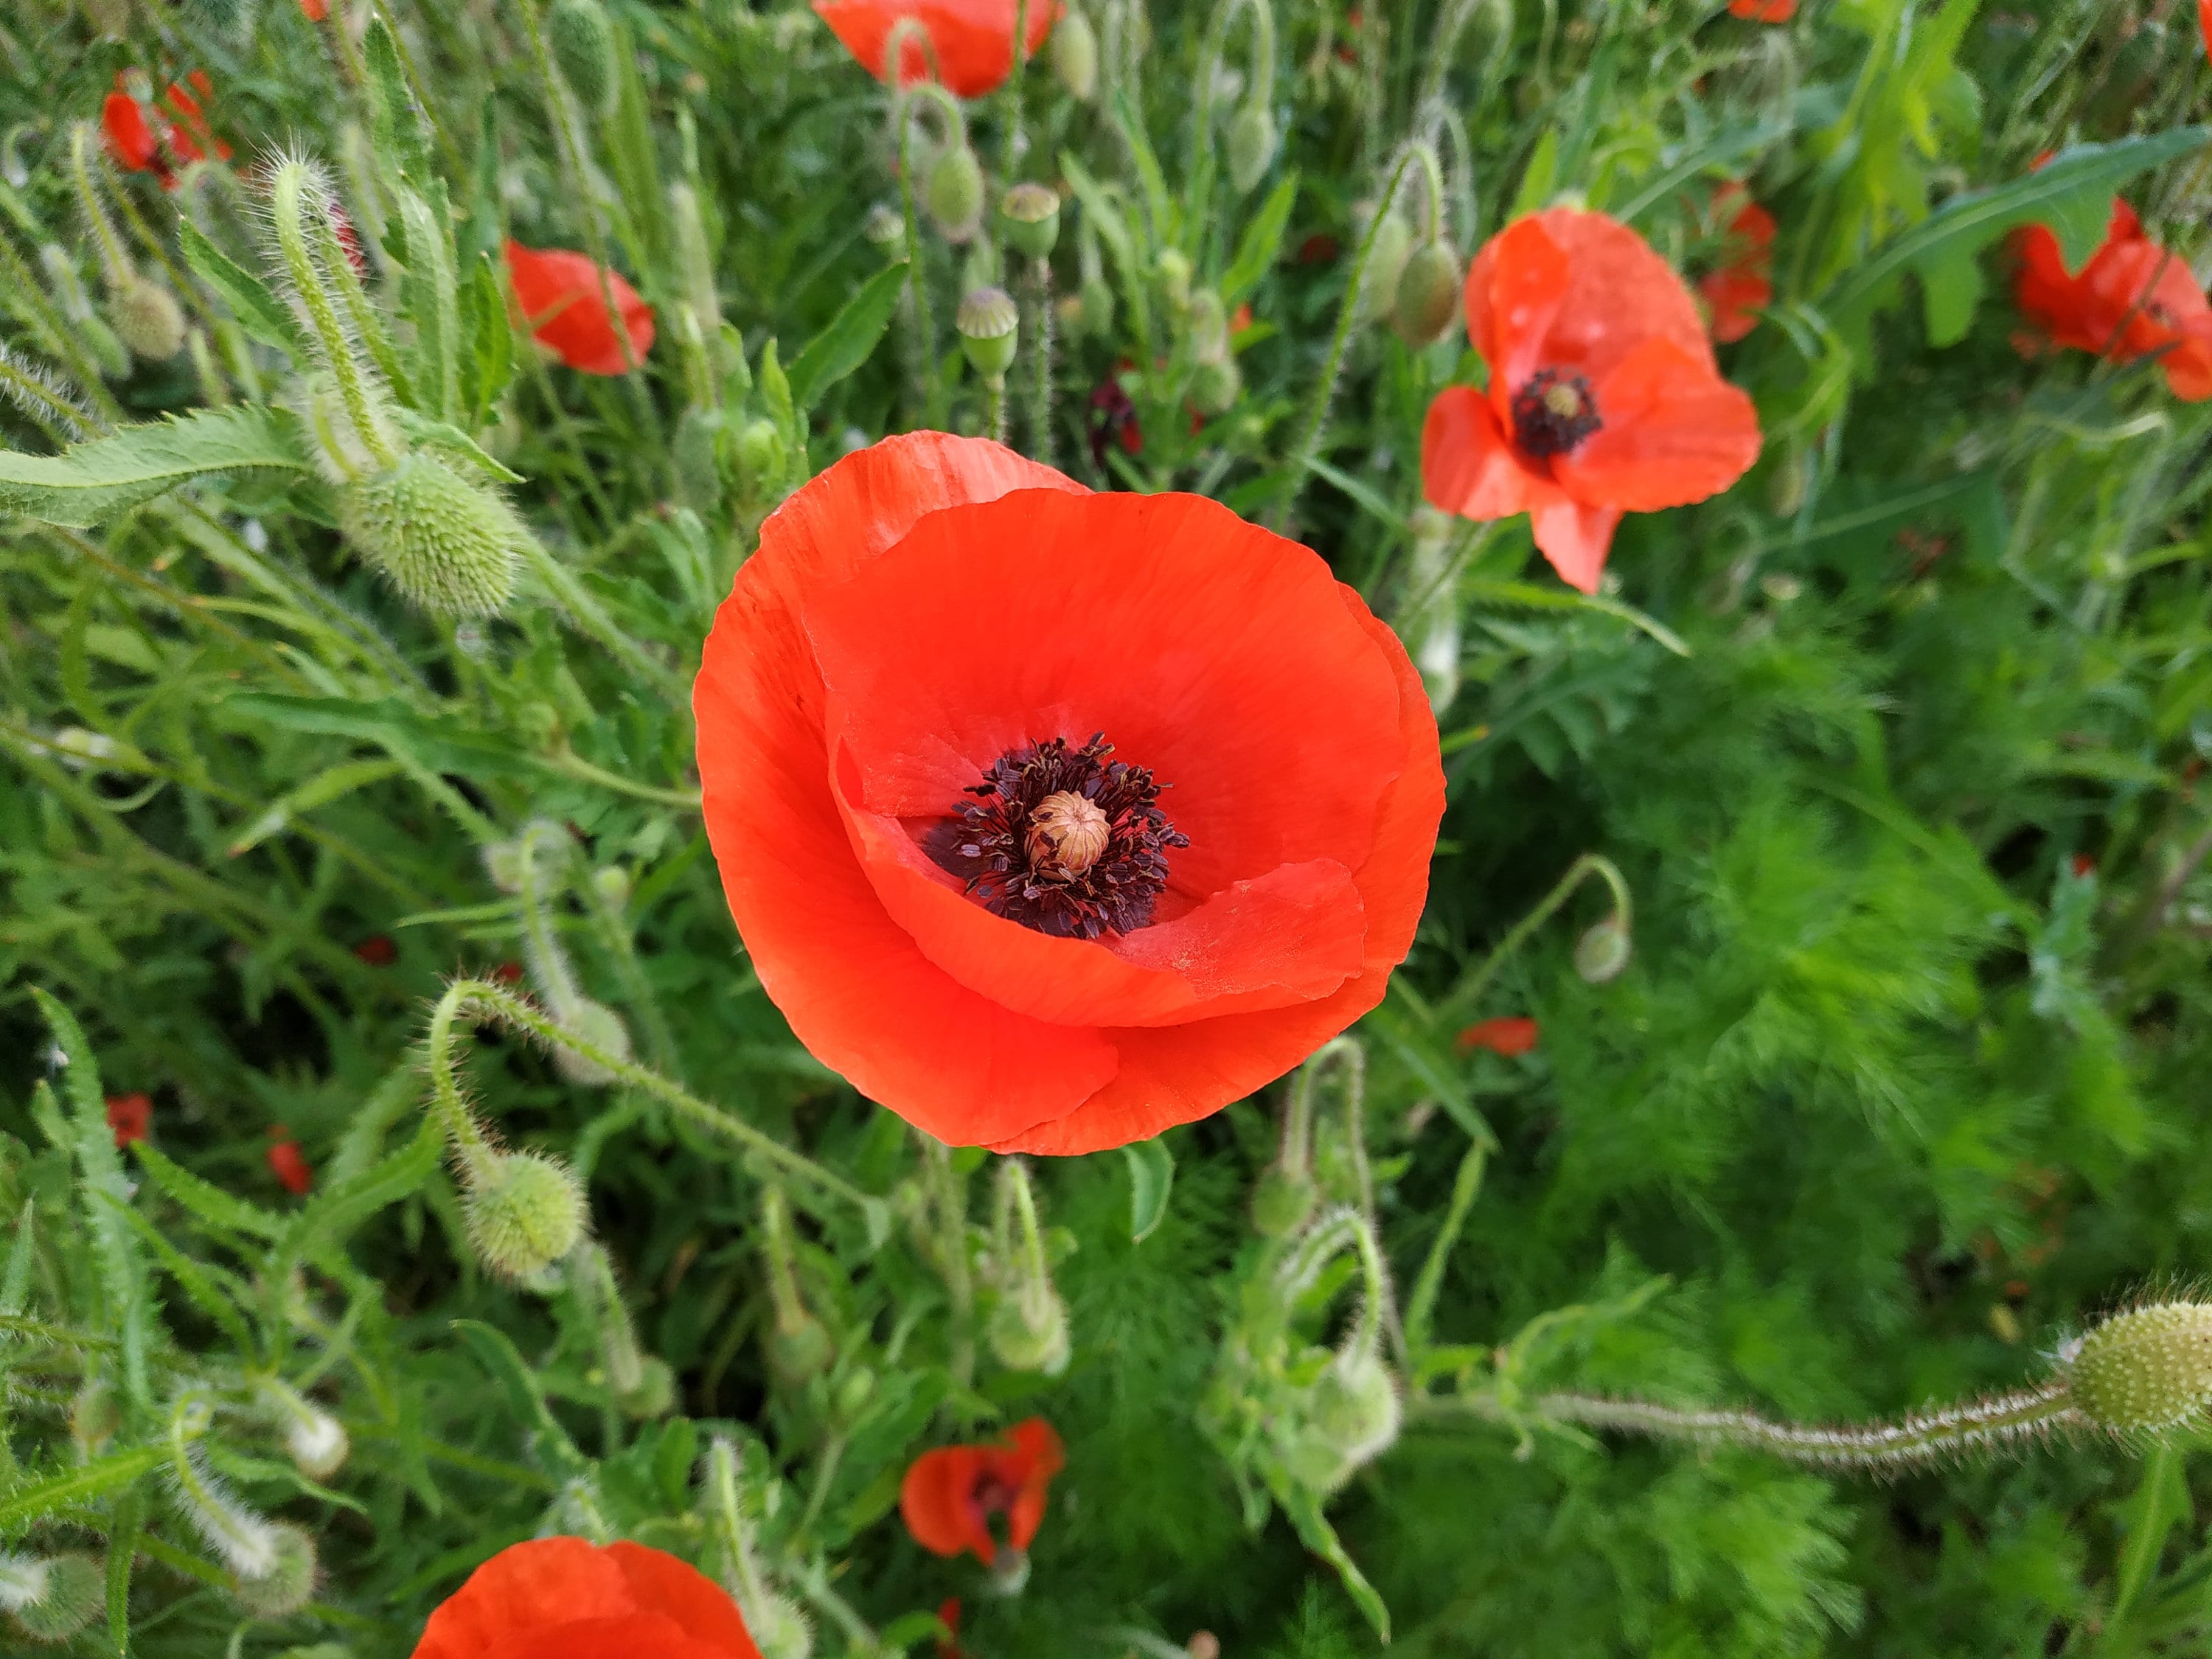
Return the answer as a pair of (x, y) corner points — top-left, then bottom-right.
(352, 933), (397, 966)
(267, 1132), (313, 1195)
(1456, 1015), (1539, 1057)
(105, 1092), (152, 1149)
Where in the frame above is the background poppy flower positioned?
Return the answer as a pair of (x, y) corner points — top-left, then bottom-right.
(506, 240), (655, 375)
(411, 1537), (762, 1659)
(105, 1092), (152, 1148)
(300, 0), (329, 17)
(1699, 184), (1775, 344)
(692, 433), (1443, 1155)
(901, 1418), (1065, 1564)
(159, 72), (231, 166)
(1729, 0), (1795, 18)
(1421, 207), (1761, 594)
(2011, 200), (2212, 403)
(814, 0), (1060, 100)
(102, 91), (161, 175)
(1456, 1016), (1539, 1057)
(267, 1130), (313, 1194)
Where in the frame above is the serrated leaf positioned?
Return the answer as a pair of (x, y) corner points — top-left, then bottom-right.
(398, 181), (462, 422)
(218, 691), (539, 779)
(0, 1444), (164, 1539)
(461, 251), (516, 427)
(97, 1191), (257, 1355)
(1274, 1479), (1391, 1641)
(1221, 173), (1299, 307)
(271, 1115), (442, 1291)
(390, 407), (524, 482)
(0, 407), (314, 529)
(132, 1141), (287, 1242)
(1, 1202), (32, 1318)
(1121, 1138), (1174, 1243)
(365, 19), (432, 182)
(453, 1320), (592, 1482)
(786, 262), (909, 411)
(179, 220), (309, 358)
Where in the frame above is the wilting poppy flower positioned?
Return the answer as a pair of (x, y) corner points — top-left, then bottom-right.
(1421, 207), (1761, 594)
(2011, 198), (2212, 402)
(267, 1130), (313, 1195)
(1455, 1016), (1539, 1057)
(410, 1537), (762, 1659)
(814, 0), (1060, 99)
(901, 1418), (1065, 1564)
(692, 433), (1443, 1155)
(1729, 0), (1795, 18)
(105, 1092), (152, 1148)
(506, 240), (655, 376)
(1698, 184), (1775, 344)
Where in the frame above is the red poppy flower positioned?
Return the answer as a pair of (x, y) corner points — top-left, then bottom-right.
(300, 0), (328, 17)
(1698, 183), (1775, 344)
(411, 1537), (762, 1659)
(901, 1418), (1065, 1564)
(102, 91), (161, 174)
(2011, 198), (2212, 403)
(1728, 0), (1795, 18)
(813, 0), (1060, 99)
(936, 1599), (965, 1659)
(1420, 207), (1761, 594)
(2202, 0), (2210, 61)
(267, 1131), (313, 1195)
(1455, 1015), (1539, 1057)
(506, 241), (655, 376)
(692, 434), (1443, 1155)
(352, 933), (397, 966)
(159, 72), (231, 166)
(105, 1092), (152, 1148)
(103, 73), (230, 184)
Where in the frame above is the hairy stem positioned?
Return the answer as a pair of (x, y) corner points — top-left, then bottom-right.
(1444, 850), (1632, 1025)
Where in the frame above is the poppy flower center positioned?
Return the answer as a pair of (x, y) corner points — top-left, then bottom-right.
(924, 733), (1189, 940)
(1512, 367), (1603, 459)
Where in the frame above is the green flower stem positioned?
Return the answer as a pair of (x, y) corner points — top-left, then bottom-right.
(544, 745), (703, 811)
(1184, 0), (1277, 253)
(271, 162), (398, 470)
(1000, 1157), (1051, 1297)
(0, 231), (122, 424)
(571, 1242), (647, 1397)
(760, 1185), (814, 1337)
(67, 125), (133, 291)
(1403, 1140), (1485, 1356)
(308, 201), (414, 407)
(423, 979), (881, 1216)
(1025, 255), (1056, 465)
(519, 540), (686, 696)
(983, 370), (1008, 442)
(922, 1136), (976, 1393)
(706, 1438), (778, 1616)
(1004, 0), (1033, 175)
(1293, 1039), (1405, 1366)
(894, 77), (964, 426)
(515, 821), (585, 1020)
(576, 857), (684, 1077)
(1441, 850), (1634, 1026)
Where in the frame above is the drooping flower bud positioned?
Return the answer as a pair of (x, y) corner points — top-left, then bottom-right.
(1155, 248), (1193, 312)
(232, 1523), (318, 1618)
(957, 286), (1020, 378)
(1052, 6), (1099, 99)
(989, 1284), (1071, 1375)
(863, 201), (906, 251)
(1186, 289), (1231, 365)
(4, 1553), (103, 1646)
(111, 276), (187, 361)
(1225, 103), (1276, 194)
(335, 453), (524, 616)
(998, 181), (1061, 261)
(925, 142), (986, 243)
(1354, 201), (1412, 327)
(1391, 238), (1461, 347)
(616, 1355), (678, 1419)
(769, 1312), (835, 1386)
(1282, 1350), (1402, 1492)
(1248, 1164), (1317, 1237)
(674, 406), (727, 515)
(2063, 1301), (2212, 1433)
(1573, 915), (1632, 984)
(548, 0), (619, 117)
(551, 998), (633, 1086)
(71, 1375), (119, 1453)
(464, 1150), (588, 1279)
(1189, 355), (1241, 417)
(265, 1380), (351, 1480)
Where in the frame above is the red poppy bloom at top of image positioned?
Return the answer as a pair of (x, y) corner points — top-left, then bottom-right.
(102, 72), (232, 185)
(901, 1418), (1065, 1565)
(1699, 182), (1777, 344)
(1421, 207), (1762, 594)
(691, 433), (1444, 1156)
(813, 0), (1061, 99)
(2010, 197), (2212, 403)
(505, 241), (656, 376)
(1729, 0), (1796, 18)
(410, 1537), (763, 1659)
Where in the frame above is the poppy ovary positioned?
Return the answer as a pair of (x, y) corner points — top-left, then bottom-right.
(1025, 790), (1111, 877)
(1511, 366), (1603, 459)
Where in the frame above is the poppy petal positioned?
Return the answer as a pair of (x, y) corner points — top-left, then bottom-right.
(1480, 213), (1574, 412)
(603, 1544), (762, 1658)
(477, 1617), (742, 1659)
(1506, 208), (1717, 388)
(813, 0), (1061, 99)
(901, 1447), (998, 1562)
(1527, 497), (1626, 594)
(1420, 385), (1554, 522)
(506, 241), (655, 375)
(411, 1539), (639, 1659)
(102, 91), (159, 172)
(1552, 337), (1762, 512)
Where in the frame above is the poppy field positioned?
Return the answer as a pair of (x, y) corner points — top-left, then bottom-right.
(4, 0), (2212, 1655)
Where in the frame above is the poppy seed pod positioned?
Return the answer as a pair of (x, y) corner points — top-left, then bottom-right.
(999, 181), (1061, 260)
(6, 1554), (102, 1646)
(1574, 915), (1632, 984)
(1226, 102), (1276, 194)
(111, 276), (186, 361)
(552, 997), (633, 1085)
(1392, 238), (1461, 347)
(1052, 6), (1098, 98)
(769, 1310), (835, 1385)
(464, 1150), (587, 1279)
(2063, 1301), (2212, 1433)
(336, 453), (524, 617)
(548, 0), (619, 116)
(925, 142), (987, 244)
(956, 286), (1020, 378)
(232, 1524), (318, 1618)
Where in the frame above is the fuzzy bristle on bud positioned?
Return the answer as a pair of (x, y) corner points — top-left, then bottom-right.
(465, 1150), (588, 1278)
(925, 144), (986, 244)
(2062, 1301), (2212, 1433)
(1051, 7), (1099, 100)
(111, 276), (187, 361)
(232, 1523), (318, 1618)
(337, 454), (524, 616)
(747, 1590), (815, 1659)
(548, 0), (619, 116)
(1391, 240), (1462, 348)
(4, 1553), (102, 1645)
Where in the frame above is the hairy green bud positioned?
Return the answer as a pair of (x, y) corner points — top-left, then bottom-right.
(465, 1150), (587, 1279)
(6, 1554), (102, 1645)
(552, 998), (633, 1085)
(1391, 239), (1461, 348)
(111, 276), (186, 362)
(549, 0), (619, 116)
(2064, 1302), (2212, 1433)
(747, 1591), (815, 1659)
(957, 286), (1020, 378)
(1186, 289), (1231, 365)
(1052, 7), (1099, 100)
(1284, 1352), (1402, 1492)
(1225, 103), (1276, 195)
(1250, 1166), (1317, 1237)
(925, 143), (986, 244)
(1356, 204), (1413, 327)
(337, 453), (524, 616)
(71, 1375), (119, 1453)
(769, 1312), (835, 1387)
(285, 1406), (349, 1481)
(233, 1525), (318, 1619)
(999, 181), (1062, 261)
(736, 418), (787, 501)
(989, 1286), (1071, 1376)
(1574, 916), (1632, 984)
(616, 1354), (677, 1419)
(1189, 355), (1241, 417)
(1076, 271), (1116, 340)
(1155, 248), (1193, 313)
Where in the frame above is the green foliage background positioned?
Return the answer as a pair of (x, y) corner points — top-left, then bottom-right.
(1, 0), (2211, 1655)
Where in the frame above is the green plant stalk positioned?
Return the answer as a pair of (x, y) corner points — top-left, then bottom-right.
(1404, 1141), (1485, 1355)
(923, 1137), (976, 1392)
(1026, 254), (1055, 465)
(760, 1184), (815, 1338)
(1293, 1039), (1405, 1366)
(1000, 1156), (1052, 1311)
(577, 860), (684, 1076)
(271, 163), (397, 470)
(67, 125), (133, 292)
(1442, 850), (1633, 1025)
(893, 73), (953, 426)
(515, 821), (587, 1021)
(0, 231), (122, 422)
(1004, 0), (1033, 176)
(1184, 0), (1277, 253)
(984, 370), (1008, 443)
(520, 540), (686, 695)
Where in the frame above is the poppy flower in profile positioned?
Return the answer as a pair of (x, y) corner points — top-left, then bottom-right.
(2010, 198), (2212, 403)
(1420, 207), (1761, 594)
(692, 433), (1443, 1155)
(1729, 0), (1795, 18)
(267, 1130), (313, 1195)
(105, 1092), (152, 1149)
(901, 1418), (1065, 1564)
(505, 240), (655, 375)
(409, 1537), (762, 1659)
(1455, 1016), (1539, 1057)
(813, 0), (1061, 100)
(1698, 183), (1775, 344)
(102, 91), (161, 175)
(103, 72), (231, 185)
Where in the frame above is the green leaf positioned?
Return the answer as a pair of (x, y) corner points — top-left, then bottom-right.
(178, 220), (310, 358)
(453, 1320), (593, 1482)
(1221, 173), (1300, 306)
(1274, 1479), (1391, 1641)
(786, 262), (910, 411)
(398, 181), (462, 422)
(460, 251), (516, 428)
(224, 757), (407, 858)
(0, 1202), (32, 1318)
(1511, 128), (1561, 219)
(390, 407), (525, 482)
(0, 1444), (164, 1538)
(108, 1487), (144, 1653)
(1122, 1138), (1175, 1243)
(364, 18), (433, 182)
(0, 407), (314, 529)
(218, 692), (539, 779)
(271, 1116), (443, 1292)
(97, 1192), (257, 1355)
(131, 1141), (287, 1242)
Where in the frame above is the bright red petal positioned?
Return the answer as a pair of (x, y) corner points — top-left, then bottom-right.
(102, 91), (159, 172)
(1003, 1419), (1063, 1553)
(1419, 386), (1554, 523)
(506, 241), (655, 375)
(813, 0), (1062, 98)
(1728, 0), (1795, 17)
(1528, 498), (1624, 594)
(2202, 0), (2211, 61)
(604, 1544), (761, 1659)
(1476, 213), (1574, 412)
(411, 1540), (639, 1659)
(1553, 337), (1761, 513)
(902, 1448), (997, 1562)
(477, 1617), (740, 1659)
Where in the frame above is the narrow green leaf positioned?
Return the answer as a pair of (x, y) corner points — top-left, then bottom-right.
(391, 407), (525, 482)
(398, 181), (462, 422)
(1511, 129), (1561, 220)
(365, 18), (433, 182)
(0, 1444), (164, 1537)
(453, 1320), (592, 1481)
(0, 1202), (32, 1318)
(131, 1141), (287, 1242)
(0, 407), (314, 529)
(462, 251), (516, 428)
(786, 262), (911, 411)
(97, 1192), (257, 1356)
(1221, 173), (1300, 307)
(1111, 89), (1175, 245)
(178, 220), (310, 358)
(1122, 1138), (1175, 1243)
(108, 1488), (144, 1652)
(272, 1116), (443, 1290)
(1275, 1480), (1391, 1641)
(225, 757), (406, 858)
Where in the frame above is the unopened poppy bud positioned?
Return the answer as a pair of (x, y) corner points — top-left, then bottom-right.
(1226, 103), (1276, 194)
(999, 182), (1061, 261)
(2063, 1301), (2212, 1433)
(111, 276), (186, 362)
(617, 1354), (677, 1419)
(988, 1287), (1071, 1376)
(285, 1405), (349, 1480)
(957, 286), (1020, 378)
(769, 1312), (835, 1386)
(549, 0), (619, 116)
(1391, 239), (1461, 347)
(863, 201), (907, 250)
(1355, 204), (1412, 327)
(552, 998), (633, 1086)
(1186, 289), (1231, 365)
(674, 406), (727, 515)
(337, 453), (524, 617)
(1189, 355), (1241, 417)
(748, 1591), (815, 1659)
(1249, 1165), (1317, 1237)
(1573, 915), (1632, 984)
(1155, 248), (1193, 312)
(737, 418), (787, 498)
(925, 143), (986, 243)
(465, 1150), (587, 1279)
(232, 1524), (318, 1618)
(4, 1553), (103, 1646)
(1077, 271), (1116, 338)
(591, 864), (632, 910)
(71, 1376), (119, 1453)
(1284, 1352), (1402, 1492)
(1052, 7), (1099, 99)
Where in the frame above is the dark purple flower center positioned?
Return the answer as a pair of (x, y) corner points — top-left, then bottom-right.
(1512, 367), (1603, 458)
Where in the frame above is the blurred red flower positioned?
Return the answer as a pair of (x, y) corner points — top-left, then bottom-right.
(1456, 1016), (1539, 1057)
(103, 72), (231, 187)
(267, 1130), (313, 1195)
(813, 0), (1060, 98)
(692, 433), (1443, 1155)
(2202, 0), (2211, 61)
(1421, 207), (1761, 594)
(936, 1599), (965, 1659)
(1698, 183), (1775, 344)
(901, 1418), (1065, 1564)
(2011, 198), (2212, 403)
(1729, 0), (1795, 18)
(410, 1537), (762, 1659)
(105, 1092), (152, 1148)
(300, 0), (328, 17)
(1088, 379), (1142, 464)
(353, 934), (397, 966)
(102, 91), (161, 173)
(506, 240), (656, 375)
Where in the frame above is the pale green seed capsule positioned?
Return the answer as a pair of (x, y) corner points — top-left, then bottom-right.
(2065, 1302), (2212, 1433)
(336, 453), (524, 616)
(957, 286), (1020, 378)
(999, 181), (1062, 261)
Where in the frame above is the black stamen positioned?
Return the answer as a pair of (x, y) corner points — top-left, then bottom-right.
(1512, 366), (1603, 459)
